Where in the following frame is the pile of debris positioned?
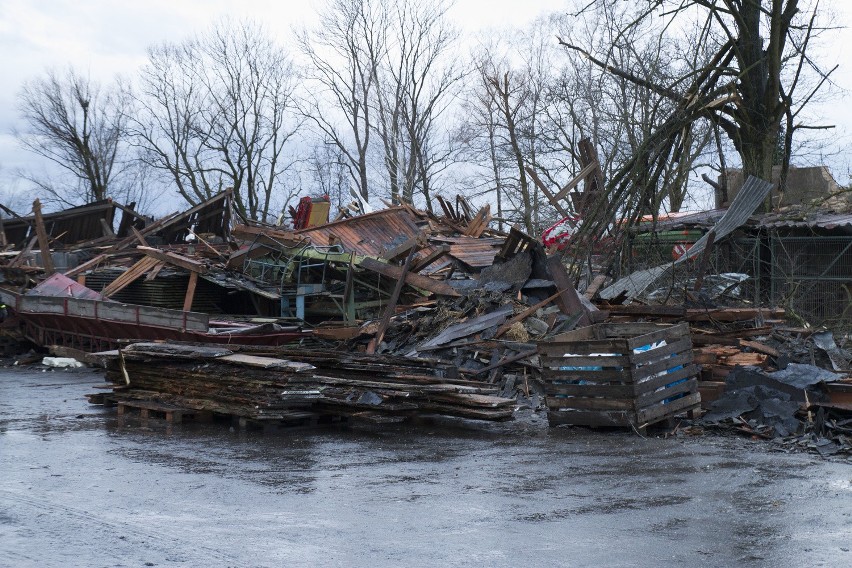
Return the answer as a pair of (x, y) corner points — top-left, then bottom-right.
(1, 171), (850, 445)
(93, 342), (514, 425)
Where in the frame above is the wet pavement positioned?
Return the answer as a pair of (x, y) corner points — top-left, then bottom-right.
(1, 365), (851, 568)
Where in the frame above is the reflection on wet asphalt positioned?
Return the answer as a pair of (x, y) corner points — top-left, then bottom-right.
(1, 367), (851, 567)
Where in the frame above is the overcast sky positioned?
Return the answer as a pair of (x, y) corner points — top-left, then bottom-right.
(1, 0), (850, 204)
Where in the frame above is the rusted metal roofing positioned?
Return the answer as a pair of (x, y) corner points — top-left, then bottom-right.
(446, 238), (503, 269)
(635, 209), (727, 232)
(295, 207), (427, 257)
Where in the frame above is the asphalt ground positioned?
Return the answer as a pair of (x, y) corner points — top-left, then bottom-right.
(1, 364), (851, 567)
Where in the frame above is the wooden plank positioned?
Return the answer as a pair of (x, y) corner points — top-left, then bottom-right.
(470, 348), (538, 376)
(463, 205), (491, 237)
(540, 354), (629, 368)
(546, 255), (593, 326)
(359, 257), (460, 297)
(630, 338), (693, 366)
(635, 378), (698, 408)
(218, 353), (315, 372)
(583, 274), (607, 300)
(32, 199), (55, 274)
(138, 246), (208, 274)
(380, 232), (426, 262)
(539, 338), (629, 356)
(551, 161), (599, 202)
(546, 396), (635, 411)
(183, 271), (198, 312)
(636, 392), (701, 425)
(544, 383), (635, 398)
(410, 245), (450, 273)
(64, 253), (110, 278)
(541, 367), (630, 383)
(524, 166), (570, 217)
(739, 340), (780, 358)
(100, 257), (160, 297)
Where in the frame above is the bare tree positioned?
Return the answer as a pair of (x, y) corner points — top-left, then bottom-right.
(15, 67), (129, 207)
(297, 0), (381, 202)
(132, 20), (300, 222)
(559, 0), (836, 219)
(372, 0), (463, 208)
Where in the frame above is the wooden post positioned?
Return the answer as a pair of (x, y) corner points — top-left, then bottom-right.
(32, 199), (55, 274)
(183, 272), (198, 312)
(367, 250), (416, 354)
(693, 230), (717, 293)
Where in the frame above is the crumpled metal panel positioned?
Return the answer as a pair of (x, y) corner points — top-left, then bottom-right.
(600, 176), (773, 301)
(26, 273), (104, 300)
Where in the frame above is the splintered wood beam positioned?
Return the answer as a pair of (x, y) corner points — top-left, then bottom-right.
(137, 246), (208, 274)
(470, 348), (539, 376)
(99, 218), (115, 237)
(145, 261), (166, 281)
(551, 161), (599, 203)
(9, 235), (38, 268)
(359, 257), (460, 297)
(64, 253), (111, 278)
(583, 274), (608, 300)
(410, 245), (450, 273)
(381, 231), (427, 262)
(183, 272), (198, 312)
(32, 199), (55, 274)
(100, 256), (161, 298)
(546, 255), (593, 327)
(367, 249), (416, 354)
(463, 205), (492, 237)
(524, 166), (571, 217)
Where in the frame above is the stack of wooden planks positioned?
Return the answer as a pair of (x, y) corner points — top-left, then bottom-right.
(93, 342), (515, 425)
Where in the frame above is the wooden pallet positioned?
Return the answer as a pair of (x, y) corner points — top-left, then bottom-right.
(540, 322), (701, 433)
(115, 399), (212, 424)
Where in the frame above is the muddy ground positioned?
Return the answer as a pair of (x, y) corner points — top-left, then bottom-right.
(1, 365), (851, 568)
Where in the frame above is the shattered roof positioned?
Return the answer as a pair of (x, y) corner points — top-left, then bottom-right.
(295, 207), (426, 257)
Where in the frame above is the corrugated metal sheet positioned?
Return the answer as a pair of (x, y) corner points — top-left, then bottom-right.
(600, 176), (773, 300)
(295, 207), (427, 257)
(295, 207), (504, 270)
(758, 212), (852, 231)
(678, 176), (773, 262)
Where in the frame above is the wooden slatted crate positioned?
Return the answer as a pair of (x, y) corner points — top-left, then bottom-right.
(539, 322), (701, 432)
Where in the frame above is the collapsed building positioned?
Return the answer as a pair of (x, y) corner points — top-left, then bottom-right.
(0, 166), (850, 454)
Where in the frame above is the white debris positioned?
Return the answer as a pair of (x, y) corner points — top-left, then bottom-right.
(42, 357), (84, 369)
